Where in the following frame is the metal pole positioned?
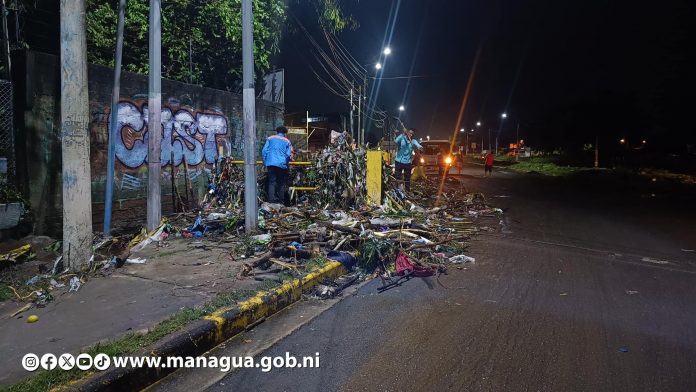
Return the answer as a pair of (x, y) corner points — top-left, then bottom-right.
(104, 0), (126, 237)
(488, 128), (491, 151)
(515, 122), (520, 162)
(242, 0), (258, 232)
(357, 87), (362, 145)
(60, 0), (92, 271)
(1, 0), (11, 79)
(465, 133), (469, 156)
(362, 76), (367, 145)
(306, 110), (309, 149)
(147, 0), (162, 231)
(594, 135), (599, 168)
(349, 86), (354, 141)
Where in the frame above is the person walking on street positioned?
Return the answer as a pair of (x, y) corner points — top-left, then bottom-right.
(394, 128), (423, 193)
(262, 126), (294, 204)
(483, 150), (495, 177)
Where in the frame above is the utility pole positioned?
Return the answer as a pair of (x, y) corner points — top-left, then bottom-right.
(349, 86), (354, 140)
(147, 0), (162, 231)
(242, 0), (257, 232)
(103, 0), (127, 237)
(515, 122), (520, 162)
(594, 135), (599, 168)
(488, 128), (491, 151)
(60, 0), (92, 271)
(1, 0), (11, 79)
(357, 87), (361, 145)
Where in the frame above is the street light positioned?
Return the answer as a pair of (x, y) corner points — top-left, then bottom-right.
(383, 47), (392, 56)
(375, 62), (382, 70)
(620, 138), (626, 144)
(399, 105), (405, 111)
(501, 113), (507, 119)
(427, 135), (431, 141)
(476, 121), (481, 127)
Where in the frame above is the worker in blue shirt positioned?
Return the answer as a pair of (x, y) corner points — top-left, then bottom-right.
(262, 126), (294, 204)
(394, 128), (422, 193)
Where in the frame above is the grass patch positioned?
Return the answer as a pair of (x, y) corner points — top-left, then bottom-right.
(0, 283), (13, 301)
(509, 157), (583, 176)
(304, 256), (327, 271)
(2, 288), (259, 392)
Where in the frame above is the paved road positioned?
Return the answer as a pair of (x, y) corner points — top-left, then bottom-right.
(207, 165), (696, 392)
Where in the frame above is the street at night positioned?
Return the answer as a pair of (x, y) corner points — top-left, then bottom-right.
(1, 1), (695, 391)
(152, 164), (696, 392)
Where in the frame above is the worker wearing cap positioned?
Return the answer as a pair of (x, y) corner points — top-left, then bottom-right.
(262, 126), (294, 204)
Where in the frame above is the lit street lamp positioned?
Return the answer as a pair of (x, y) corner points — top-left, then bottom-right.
(399, 105), (405, 111)
(476, 121), (482, 127)
(427, 135), (431, 141)
(375, 62), (382, 70)
(383, 47), (392, 56)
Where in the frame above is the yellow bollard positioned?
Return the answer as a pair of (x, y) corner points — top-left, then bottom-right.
(366, 151), (383, 205)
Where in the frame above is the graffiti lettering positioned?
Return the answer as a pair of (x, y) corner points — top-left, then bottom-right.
(114, 102), (228, 168)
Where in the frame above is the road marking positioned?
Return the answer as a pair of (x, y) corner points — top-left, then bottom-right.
(641, 257), (671, 265)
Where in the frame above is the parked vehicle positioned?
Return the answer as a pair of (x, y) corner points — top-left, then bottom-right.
(419, 140), (457, 175)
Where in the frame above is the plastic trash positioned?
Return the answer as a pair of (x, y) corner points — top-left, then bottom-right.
(326, 251), (358, 270)
(25, 275), (41, 286)
(449, 255), (476, 264)
(369, 217), (412, 227)
(50, 279), (65, 288)
(207, 212), (228, 220)
(412, 237), (434, 245)
(251, 233), (272, 244)
(126, 257), (147, 264)
(68, 276), (81, 292)
(131, 224), (168, 252)
(288, 241), (304, 249)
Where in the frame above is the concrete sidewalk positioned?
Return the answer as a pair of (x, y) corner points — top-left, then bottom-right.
(0, 238), (264, 386)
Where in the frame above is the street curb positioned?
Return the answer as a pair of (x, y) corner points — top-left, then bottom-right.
(66, 261), (347, 392)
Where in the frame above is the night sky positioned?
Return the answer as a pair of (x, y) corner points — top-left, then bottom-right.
(278, 0), (696, 151)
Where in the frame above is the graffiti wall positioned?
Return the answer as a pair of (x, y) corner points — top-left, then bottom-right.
(113, 101), (230, 169)
(13, 51), (284, 235)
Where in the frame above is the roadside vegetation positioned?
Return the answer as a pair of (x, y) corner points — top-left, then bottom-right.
(503, 156), (584, 176)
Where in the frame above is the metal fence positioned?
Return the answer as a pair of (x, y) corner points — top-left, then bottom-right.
(0, 79), (14, 181)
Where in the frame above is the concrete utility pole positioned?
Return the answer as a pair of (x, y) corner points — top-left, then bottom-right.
(104, 0), (127, 237)
(1, 0), (11, 79)
(60, 0), (93, 271)
(357, 88), (361, 145)
(515, 122), (520, 162)
(242, 0), (258, 232)
(147, 0), (162, 232)
(349, 87), (354, 140)
(594, 135), (599, 168)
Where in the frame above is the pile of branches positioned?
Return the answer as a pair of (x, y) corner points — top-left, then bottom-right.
(309, 145), (366, 209)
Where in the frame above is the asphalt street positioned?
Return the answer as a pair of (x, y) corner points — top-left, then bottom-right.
(205, 164), (696, 392)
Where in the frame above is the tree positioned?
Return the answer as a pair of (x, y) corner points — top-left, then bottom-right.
(85, 0), (355, 91)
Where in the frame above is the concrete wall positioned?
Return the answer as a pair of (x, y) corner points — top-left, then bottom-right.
(13, 51), (283, 236)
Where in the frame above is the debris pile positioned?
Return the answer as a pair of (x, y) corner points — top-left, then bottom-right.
(1, 146), (504, 315)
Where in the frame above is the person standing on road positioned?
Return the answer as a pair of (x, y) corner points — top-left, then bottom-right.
(262, 126), (294, 204)
(483, 150), (495, 177)
(394, 128), (423, 193)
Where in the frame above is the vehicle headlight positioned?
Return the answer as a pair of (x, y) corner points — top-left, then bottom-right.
(445, 156), (452, 164)
(420, 157), (425, 164)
